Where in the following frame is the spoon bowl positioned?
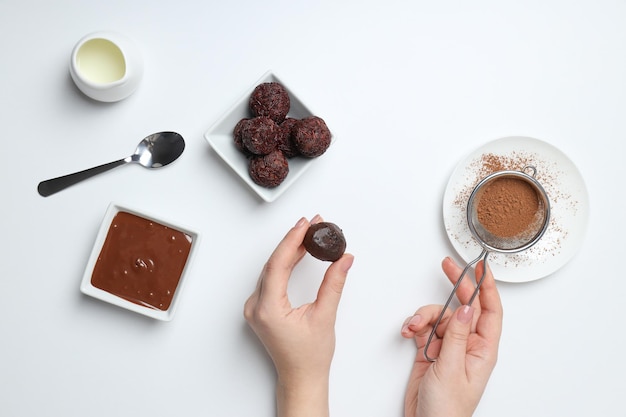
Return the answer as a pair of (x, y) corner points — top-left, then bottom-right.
(130, 132), (186, 168)
(38, 131), (185, 197)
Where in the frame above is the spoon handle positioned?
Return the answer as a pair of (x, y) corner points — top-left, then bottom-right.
(37, 158), (128, 197)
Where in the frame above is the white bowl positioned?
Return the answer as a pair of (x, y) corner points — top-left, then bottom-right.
(70, 31), (143, 102)
(204, 70), (334, 202)
(80, 202), (200, 321)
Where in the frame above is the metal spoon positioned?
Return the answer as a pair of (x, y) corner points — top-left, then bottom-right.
(37, 131), (185, 197)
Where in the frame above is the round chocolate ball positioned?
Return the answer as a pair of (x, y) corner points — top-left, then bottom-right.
(248, 149), (289, 188)
(303, 222), (346, 262)
(242, 116), (279, 155)
(293, 116), (331, 157)
(277, 117), (300, 158)
(249, 82), (290, 123)
(233, 118), (251, 155)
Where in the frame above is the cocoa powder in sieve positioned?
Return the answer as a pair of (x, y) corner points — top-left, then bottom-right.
(476, 177), (539, 238)
(449, 149), (577, 267)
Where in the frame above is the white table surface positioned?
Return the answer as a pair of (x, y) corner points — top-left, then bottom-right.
(1, 1), (624, 416)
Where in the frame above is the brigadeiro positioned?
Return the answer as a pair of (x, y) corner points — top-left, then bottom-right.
(249, 82), (290, 123)
(230, 81), (333, 189)
(248, 149), (289, 188)
(277, 118), (300, 158)
(233, 118), (251, 155)
(293, 116), (331, 157)
(303, 222), (347, 262)
(242, 116), (279, 155)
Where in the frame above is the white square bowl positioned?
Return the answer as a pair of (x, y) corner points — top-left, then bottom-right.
(80, 202), (200, 321)
(204, 70), (334, 202)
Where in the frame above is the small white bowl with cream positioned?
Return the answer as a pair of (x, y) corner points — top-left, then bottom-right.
(70, 31), (143, 102)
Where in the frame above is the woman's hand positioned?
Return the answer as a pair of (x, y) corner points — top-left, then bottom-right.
(244, 216), (354, 417)
(401, 257), (503, 417)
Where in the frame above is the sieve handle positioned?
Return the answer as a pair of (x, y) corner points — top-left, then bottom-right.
(522, 165), (537, 177)
(423, 249), (489, 363)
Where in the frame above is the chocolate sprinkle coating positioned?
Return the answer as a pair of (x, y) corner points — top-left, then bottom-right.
(242, 117), (279, 155)
(248, 149), (289, 188)
(303, 222), (347, 262)
(230, 82), (333, 190)
(277, 118), (300, 158)
(233, 118), (251, 155)
(249, 82), (290, 123)
(293, 116), (331, 158)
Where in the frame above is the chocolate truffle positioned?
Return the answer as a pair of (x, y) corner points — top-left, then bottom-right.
(303, 222), (346, 262)
(293, 116), (331, 158)
(277, 117), (300, 158)
(248, 149), (289, 188)
(233, 118), (251, 155)
(242, 116), (279, 155)
(249, 82), (290, 123)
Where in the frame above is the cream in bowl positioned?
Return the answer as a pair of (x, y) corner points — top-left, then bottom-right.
(70, 31), (143, 102)
(80, 203), (200, 321)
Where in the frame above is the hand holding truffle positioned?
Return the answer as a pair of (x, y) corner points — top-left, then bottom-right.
(244, 215), (354, 417)
(304, 222), (347, 262)
(400, 257), (503, 417)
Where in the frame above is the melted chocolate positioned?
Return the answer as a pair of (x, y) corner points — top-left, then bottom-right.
(91, 211), (192, 311)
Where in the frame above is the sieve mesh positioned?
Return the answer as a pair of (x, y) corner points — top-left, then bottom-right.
(466, 168), (550, 253)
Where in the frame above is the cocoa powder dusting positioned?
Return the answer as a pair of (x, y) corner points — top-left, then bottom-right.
(447, 148), (578, 269)
(476, 177), (539, 238)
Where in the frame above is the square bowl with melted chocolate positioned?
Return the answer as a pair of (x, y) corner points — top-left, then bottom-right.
(204, 70), (334, 203)
(80, 202), (200, 321)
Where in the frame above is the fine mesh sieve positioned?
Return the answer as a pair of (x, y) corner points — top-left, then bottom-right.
(424, 166), (550, 362)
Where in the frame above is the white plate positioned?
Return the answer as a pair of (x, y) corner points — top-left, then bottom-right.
(80, 202), (201, 321)
(204, 70), (334, 202)
(442, 136), (589, 283)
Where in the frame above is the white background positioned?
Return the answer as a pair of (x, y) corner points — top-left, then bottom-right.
(1, 1), (624, 416)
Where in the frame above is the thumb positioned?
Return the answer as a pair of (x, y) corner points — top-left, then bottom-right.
(315, 254), (354, 314)
(438, 305), (474, 369)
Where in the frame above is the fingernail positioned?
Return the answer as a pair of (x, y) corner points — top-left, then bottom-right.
(457, 305), (474, 324)
(295, 217), (307, 228)
(401, 316), (415, 334)
(408, 314), (422, 327)
(341, 255), (354, 273)
(311, 214), (322, 223)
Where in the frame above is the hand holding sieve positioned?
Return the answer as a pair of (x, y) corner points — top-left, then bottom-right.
(424, 166), (550, 362)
